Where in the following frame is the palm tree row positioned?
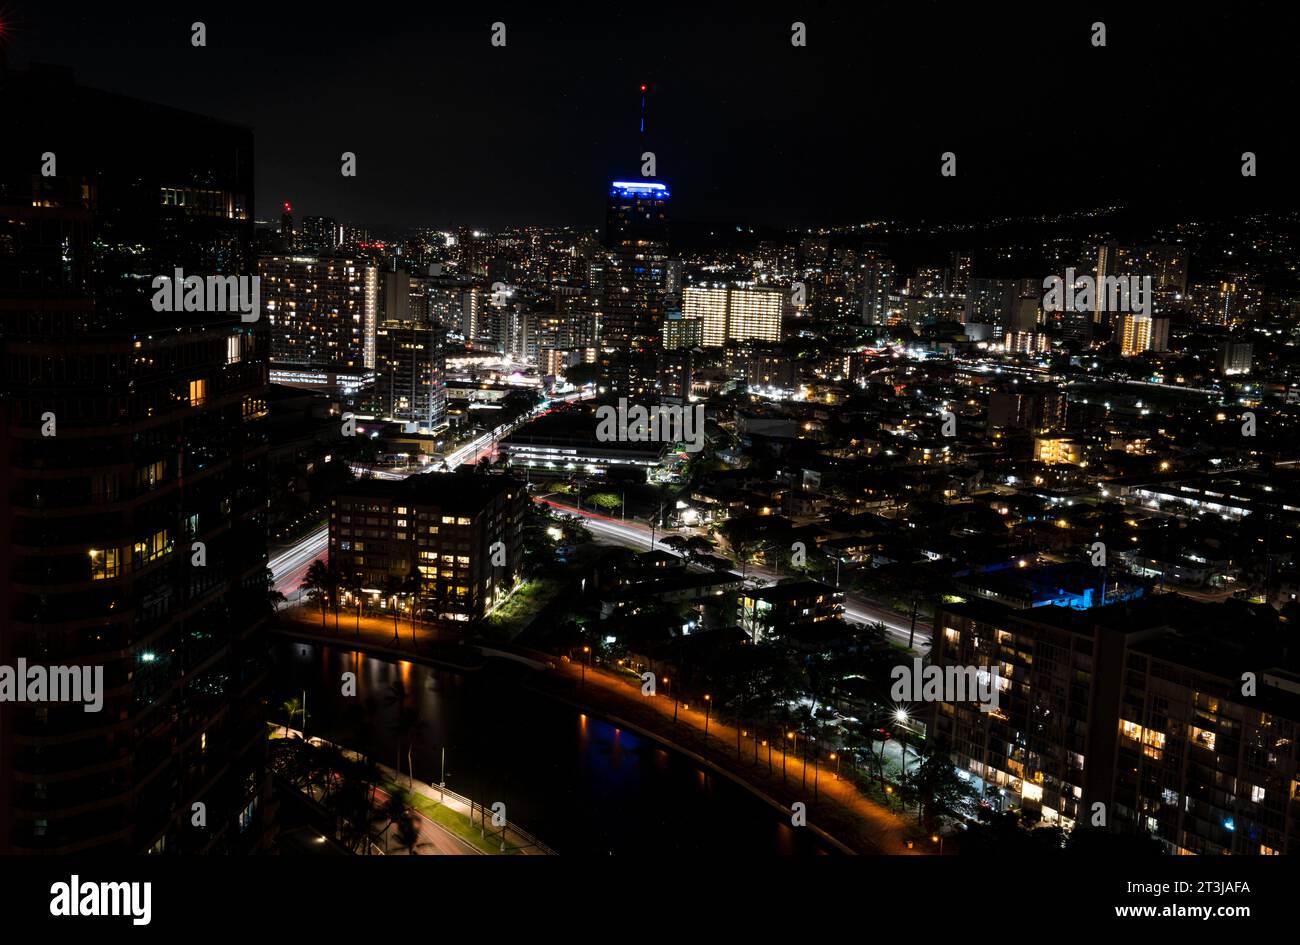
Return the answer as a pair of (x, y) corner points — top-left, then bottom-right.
(300, 559), (424, 644)
(271, 736), (429, 854)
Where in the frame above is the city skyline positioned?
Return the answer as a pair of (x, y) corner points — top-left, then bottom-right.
(4, 6), (1300, 919)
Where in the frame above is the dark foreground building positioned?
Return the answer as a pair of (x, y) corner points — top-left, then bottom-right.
(929, 596), (1300, 854)
(0, 65), (273, 853)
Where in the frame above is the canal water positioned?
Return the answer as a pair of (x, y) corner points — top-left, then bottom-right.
(271, 640), (832, 855)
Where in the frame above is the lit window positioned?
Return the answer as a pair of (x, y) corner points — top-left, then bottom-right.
(189, 378), (207, 407)
(133, 530), (170, 564)
(89, 548), (120, 580)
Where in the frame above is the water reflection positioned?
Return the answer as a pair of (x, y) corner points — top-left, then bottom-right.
(273, 641), (831, 855)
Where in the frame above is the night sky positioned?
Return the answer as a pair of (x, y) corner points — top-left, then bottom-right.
(5, 2), (1296, 230)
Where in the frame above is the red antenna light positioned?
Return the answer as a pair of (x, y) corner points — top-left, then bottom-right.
(640, 84), (647, 92)
(283, 201), (293, 213)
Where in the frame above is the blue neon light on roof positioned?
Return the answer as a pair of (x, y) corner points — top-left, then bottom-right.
(611, 181), (670, 198)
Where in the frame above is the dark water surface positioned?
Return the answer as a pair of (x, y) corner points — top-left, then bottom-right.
(271, 640), (832, 855)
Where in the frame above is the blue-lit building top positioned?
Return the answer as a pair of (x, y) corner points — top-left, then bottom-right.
(954, 560), (1148, 611)
(610, 180), (670, 199)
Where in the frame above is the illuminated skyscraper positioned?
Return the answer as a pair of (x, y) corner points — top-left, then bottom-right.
(600, 180), (670, 349)
(725, 286), (783, 343)
(684, 285), (782, 347)
(259, 253), (373, 379)
(1119, 314), (1153, 356)
(685, 286), (730, 347)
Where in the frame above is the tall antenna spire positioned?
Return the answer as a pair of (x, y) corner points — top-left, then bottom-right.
(639, 83), (647, 134)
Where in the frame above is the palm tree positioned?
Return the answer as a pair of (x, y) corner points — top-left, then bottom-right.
(403, 571), (422, 646)
(280, 695), (305, 737)
(326, 756), (376, 854)
(384, 680), (424, 788)
(265, 567), (287, 616)
(383, 574), (405, 643)
(394, 804), (427, 854)
(374, 788), (414, 854)
(340, 571), (364, 637)
(302, 559), (332, 629)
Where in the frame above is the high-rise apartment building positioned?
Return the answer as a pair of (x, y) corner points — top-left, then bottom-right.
(727, 286), (783, 344)
(0, 66), (273, 853)
(929, 597), (1300, 854)
(299, 216), (341, 253)
(1218, 340), (1254, 376)
(1119, 314), (1153, 356)
(683, 285), (782, 347)
(662, 312), (703, 350)
(373, 323), (445, 429)
(259, 253), (373, 376)
(861, 254), (897, 326)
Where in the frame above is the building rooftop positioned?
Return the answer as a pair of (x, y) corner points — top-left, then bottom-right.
(748, 580), (842, 604)
(338, 471), (523, 509)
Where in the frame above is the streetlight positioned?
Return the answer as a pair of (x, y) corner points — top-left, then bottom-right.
(811, 739), (819, 798)
(581, 645), (590, 686)
(894, 708), (910, 777)
(703, 694), (712, 741)
(830, 751), (840, 780)
(931, 833), (944, 855)
(784, 731), (795, 782)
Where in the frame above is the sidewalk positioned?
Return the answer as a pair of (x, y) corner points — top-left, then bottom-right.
(281, 729), (554, 855)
